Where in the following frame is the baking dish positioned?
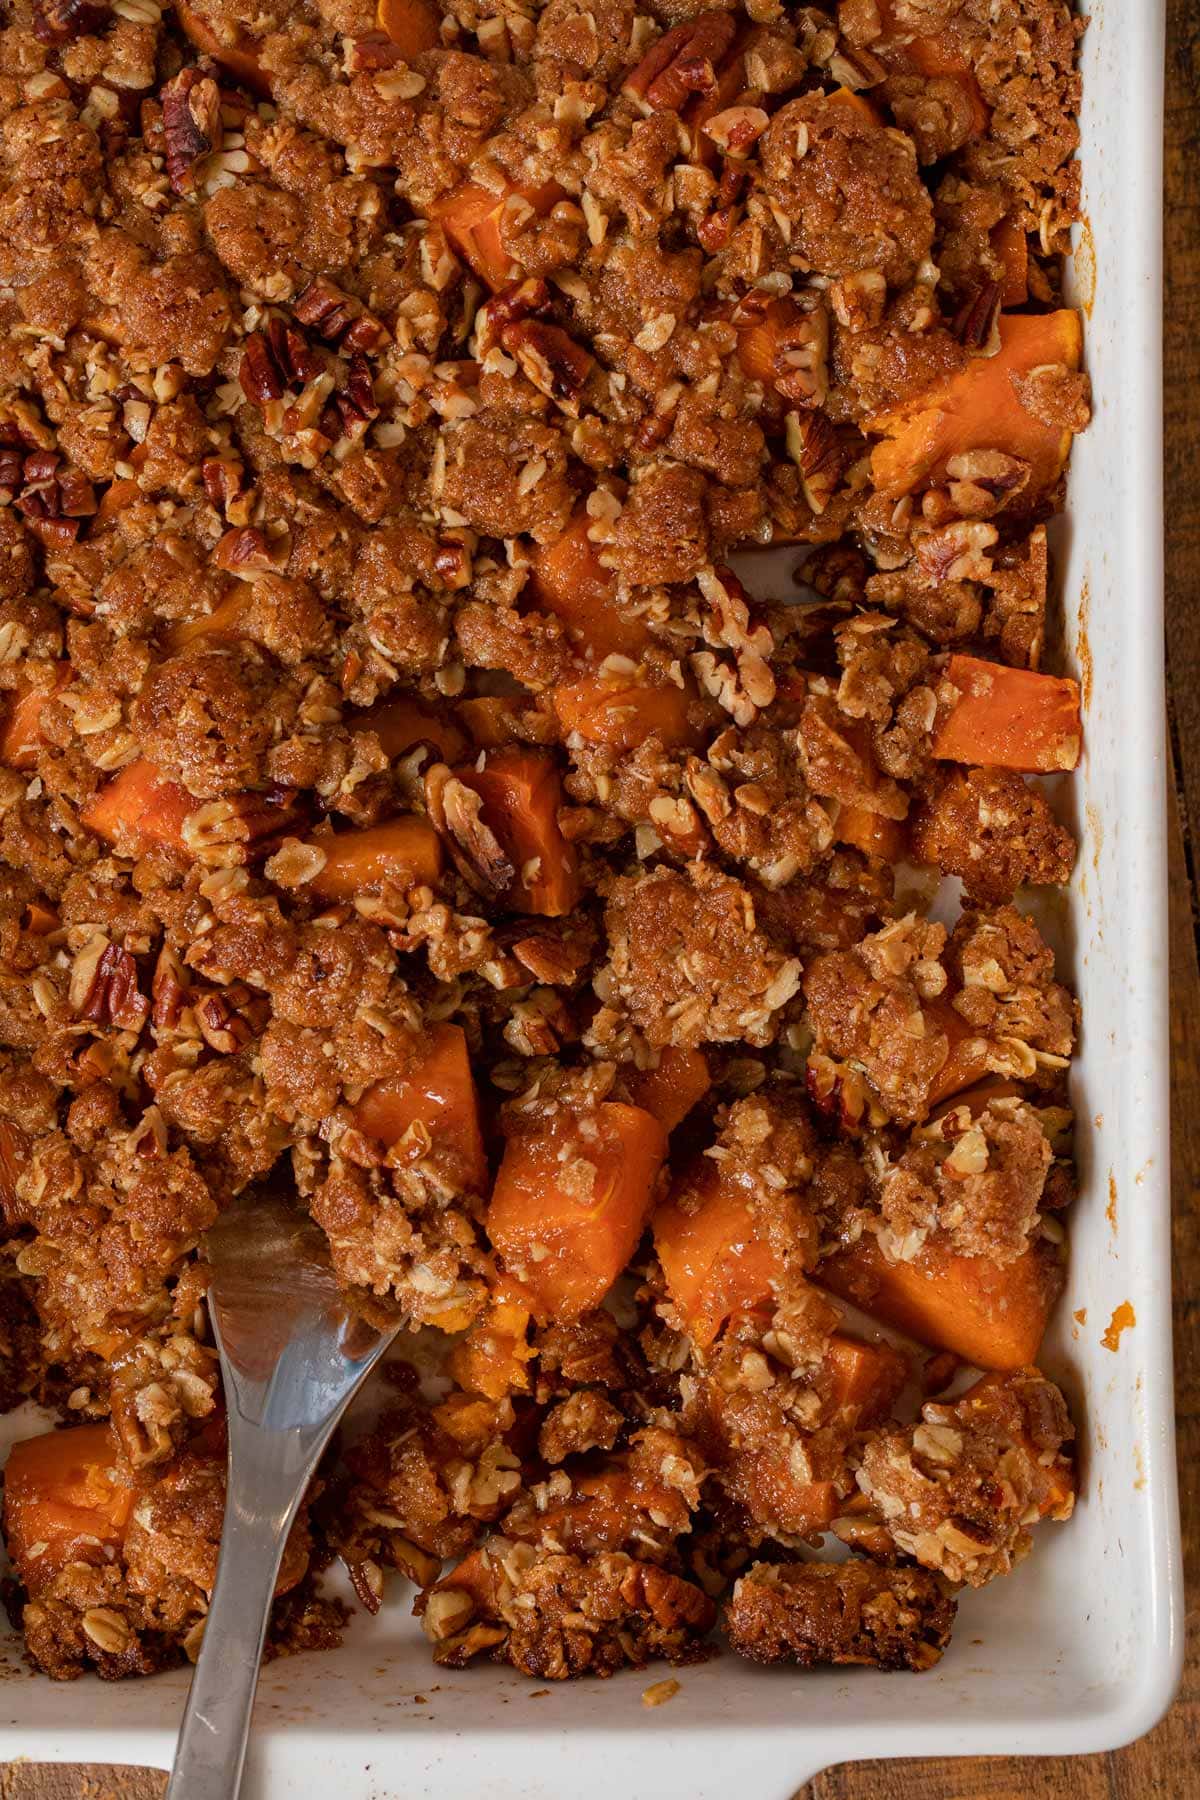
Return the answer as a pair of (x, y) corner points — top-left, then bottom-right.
(0, 3), (1180, 1792)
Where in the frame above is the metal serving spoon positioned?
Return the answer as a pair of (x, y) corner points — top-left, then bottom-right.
(165, 1191), (399, 1800)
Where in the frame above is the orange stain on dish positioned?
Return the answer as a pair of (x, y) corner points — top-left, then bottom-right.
(1106, 1174), (1117, 1230)
(1073, 1307), (1087, 1326)
(1101, 1301), (1135, 1352)
(1076, 577), (1092, 710)
(1073, 212), (1096, 318)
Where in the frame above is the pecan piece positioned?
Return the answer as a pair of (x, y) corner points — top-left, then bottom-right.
(624, 11), (738, 113)
(500, 320), (594, 416)
(75, 942), (150, 1034)
(474, 277), (552, 355)
(150, 946), (189, 1032)
(12, 451), (97, 548)
(294, 277), (389, 354)
(701, 104), (769, 159)
(161, 68), (222, 195)
(181, 788), (310, 868)
(785, 410), (845, 516)
(201, 455), (247, 518)
(954, 280), (1002, 356)
(425, 762), (514, 897)
(213, 524), (283, 578)
(239, 318), (323, 408)
(318, 354), (379, 444)
(195, 988), (254, 1054)
(32, 0), (109, 44)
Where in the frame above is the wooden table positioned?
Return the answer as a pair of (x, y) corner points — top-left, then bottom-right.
(5, 6), (1197, 1797)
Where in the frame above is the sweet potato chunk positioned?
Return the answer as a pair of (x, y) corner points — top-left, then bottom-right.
(834, 803), (907, 863)
(447, 1298), (535, 1400)
(814, 1232), (1063, 1371)
(4, 1425), (134, 1594)
(354, 1023), (487, 1191)
(826, 1333), (908, 1425)
(0, 666), (67, 770)
(434, 179), (564, 290)
(457, 696), (524, 749)
(526, 512), (650, 659)
(932, 654), (1082, 773)
(869, 311), (1084, 500)
(958, 1371), (1075, 1518)
(626, 1047), (711, 1134)
(307, 817), (443, 900)
(81, 759), (195, 855)
(164, 590), (252, 653)
(353, 695), (468, 764)
(992, 218), (1029, 307)
(376, 0), (440, 58)
(553, 673), (704, 753)
(653, 1160), (778, 1349)
(454, 747), (581, 917)
(488, 1102), (667, 1322)
(175, 0), (270, 93)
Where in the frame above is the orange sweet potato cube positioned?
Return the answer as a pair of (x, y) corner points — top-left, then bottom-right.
(81, 760), (196, 855)
(352, 695), (468, 765)
(487, 1102), (667, 1322)
(376, 0), (440, 58)
(931, 655), (1082, 773)
(834, 803), (908, 863)
(626, 1047), (711, 1134)
(307, 817), (443, 900)
(825, 1332), (909, 1425)
(814, 1232), (1064, 1371)
(0, 669), (66, 771)
(3, 1424), (134, 1594)
(525, 512), (650, 659)
(454, 747), (581, 917)
(552, 673), (704, 753)
(653, 1160), (779, 1349)
(869, 311), (1084, 501)
(435, 179), (563, 290)
(164, 590), (252, 654)
(353, 1022), (487, 1191)
(175, 0), (271, 93)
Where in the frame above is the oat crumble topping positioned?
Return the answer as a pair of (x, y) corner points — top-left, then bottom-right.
(0, 0), (1086, 1684)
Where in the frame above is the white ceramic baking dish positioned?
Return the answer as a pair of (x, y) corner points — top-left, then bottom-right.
(0, 3), (1180, 1791)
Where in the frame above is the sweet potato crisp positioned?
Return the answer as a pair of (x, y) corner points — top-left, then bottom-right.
(0, 0), (1088, 1683)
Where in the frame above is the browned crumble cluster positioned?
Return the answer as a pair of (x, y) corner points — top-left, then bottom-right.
(0, 0), (1086, 1685)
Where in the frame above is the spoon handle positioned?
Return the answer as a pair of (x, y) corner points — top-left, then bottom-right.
(164, 1426), (329, 1800)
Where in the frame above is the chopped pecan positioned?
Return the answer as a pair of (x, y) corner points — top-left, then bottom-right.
(294, 277), (389, 355)
(213, 525), (284, 578)
(201, 455), (248, 520)
(954, 280), (1002, 356)
(239, 318), (323, 407)
(701, 105), (769, 159)
(915, 519), (997, 586)
(318, 354), (379, 444)
(11, 451), (97, 549)
(501, 321), (594, 416)
(150, 946), (189, 1032)
(74, 942), (150, 1034)
(194, 988), (254, 1054)
(785, 411), (845, 516)
(425, 762), (515, 897)
(942, 450), (1030, 519)
(623, 12), (738, 113)
(32, 0), (109, 44)
(180, 788), (311, 868)
(475, 278), (552, 355)
(161, 68), (222, 195)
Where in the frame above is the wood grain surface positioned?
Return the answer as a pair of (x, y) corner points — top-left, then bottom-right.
(3, 6), (1196, 1798)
